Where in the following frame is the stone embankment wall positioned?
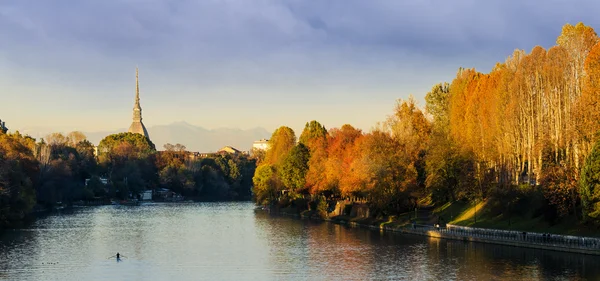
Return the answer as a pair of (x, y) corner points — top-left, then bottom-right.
(356, 222), (600, 256)
(438, 224), (600, 255)
(270, 201), (600, 255)
(328, 200), (369, 218)
(327, 202), (600, 256)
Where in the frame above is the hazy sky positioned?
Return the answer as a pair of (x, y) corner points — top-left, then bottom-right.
(1, 0), (599, 135)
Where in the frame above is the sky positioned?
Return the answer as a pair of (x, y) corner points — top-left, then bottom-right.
(2, 0), (600, 135)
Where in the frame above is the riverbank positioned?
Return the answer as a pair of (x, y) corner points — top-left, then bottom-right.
(432, 200), (600, 237)
(264, 204), (600, 256)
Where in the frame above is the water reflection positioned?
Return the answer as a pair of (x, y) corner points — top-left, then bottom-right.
(255, 211), (600, 281)
(0, 203), (599, 280)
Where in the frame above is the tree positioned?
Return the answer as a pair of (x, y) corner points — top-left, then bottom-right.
(75, 140), (97, 181)
(576, 42), (600, 154)
(580, 139), (600, 222)
(252, 164), (278, 205)
(541, 163), (578, 218)
(426, 132), (477, 203)
(299, 120), (327, 147)
(264, 126), (296, 166)
(45, 132), (67, 146)
(0, 133), (38, 226)
(279, 143), (310, 195)
(98, 133), (156, 158)
(425, 82), (451, 132)
(159, 163), (195, 195)
(387, 97), (431, 191)
(321, 125), (363, 197)
(67, 131), (87, 146)
(557, 22), (599, 170)
(359, 130), (416, 216)
(97, 133), (157, 197)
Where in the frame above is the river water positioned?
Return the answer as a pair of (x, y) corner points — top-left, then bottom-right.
(0, 202), (599, 280)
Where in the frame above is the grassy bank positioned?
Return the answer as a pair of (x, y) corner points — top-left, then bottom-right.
(430, 200), (600, 237)
(271, 199), (600, 238)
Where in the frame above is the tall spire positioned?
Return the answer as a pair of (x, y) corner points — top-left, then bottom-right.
(128, 67), (149, 139)
(135, 67), (140, 107)
(132, 67), (142, 122)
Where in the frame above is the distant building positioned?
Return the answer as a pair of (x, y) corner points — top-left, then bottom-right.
(0, 119), (6, 133)
(252, 139), (269, 151)
(128, 68), (150, 140)
(85, 177), (109, 186)
(141, 190), (153, 201)
(218, 146), (241, 155)
(190, 152), (214, 158)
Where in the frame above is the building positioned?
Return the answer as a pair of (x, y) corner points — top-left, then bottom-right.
(0, 119), (7, 133)
(85, 177), (109, 186)
(252, 139), (270, 151)
(128, 67), (150, 140)
(218, 146), (241, 155)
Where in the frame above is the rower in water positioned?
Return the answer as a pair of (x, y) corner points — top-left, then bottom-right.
(108, 253), (124, 261)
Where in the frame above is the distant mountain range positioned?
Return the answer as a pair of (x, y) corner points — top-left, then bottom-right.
(20, 122), (271, 152)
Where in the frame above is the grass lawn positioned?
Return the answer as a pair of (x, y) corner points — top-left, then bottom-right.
(432, 200), (600, 237)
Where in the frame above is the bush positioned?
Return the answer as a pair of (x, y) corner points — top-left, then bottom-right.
(315, 196), (328, 219)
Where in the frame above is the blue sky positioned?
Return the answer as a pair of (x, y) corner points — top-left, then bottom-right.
(1, 0), (599, 135)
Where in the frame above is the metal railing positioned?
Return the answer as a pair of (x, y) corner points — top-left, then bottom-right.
(411, 224), (600, 250)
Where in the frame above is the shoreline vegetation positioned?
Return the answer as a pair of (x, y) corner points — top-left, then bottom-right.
(0, 130), (256, 229)
(252, 22), (600, 241)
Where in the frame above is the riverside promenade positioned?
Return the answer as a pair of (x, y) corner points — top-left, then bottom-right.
(373, 223), (600, 256)
(264, 206), (600, 256)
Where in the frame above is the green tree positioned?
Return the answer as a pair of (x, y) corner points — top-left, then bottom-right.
(97, 133), (157, 198)
(425, 83), (451, 132)
(75, 140), (97, 181)
(159, 163), (195, 195)
(279, 143), (310, 195)
(580, 139), (600, 221)
(98, 133), (156, 159)
(252, 164), (278, 205)
(299, 120), (327, 147)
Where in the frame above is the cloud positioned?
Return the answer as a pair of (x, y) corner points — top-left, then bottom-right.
(3, 0), (599, 68)
(1, 0), (600, 132)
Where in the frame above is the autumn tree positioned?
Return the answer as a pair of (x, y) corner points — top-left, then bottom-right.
(301, 121), (330, 195)
(541, 163), (578, 219)
(557, 22), (599, 170)
(576, 42), (600, 152)
(0, 133), (38, 226)
(359, 130), (416, 215)
(66, 131), (87, 146)
(319, 125), (362, 197)
(387, 97), (431, 199)
(45, 132), (68, 146)
(264, 126), (296, 166)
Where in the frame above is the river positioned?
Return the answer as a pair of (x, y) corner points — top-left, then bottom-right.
(0, 202), (598, 280)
